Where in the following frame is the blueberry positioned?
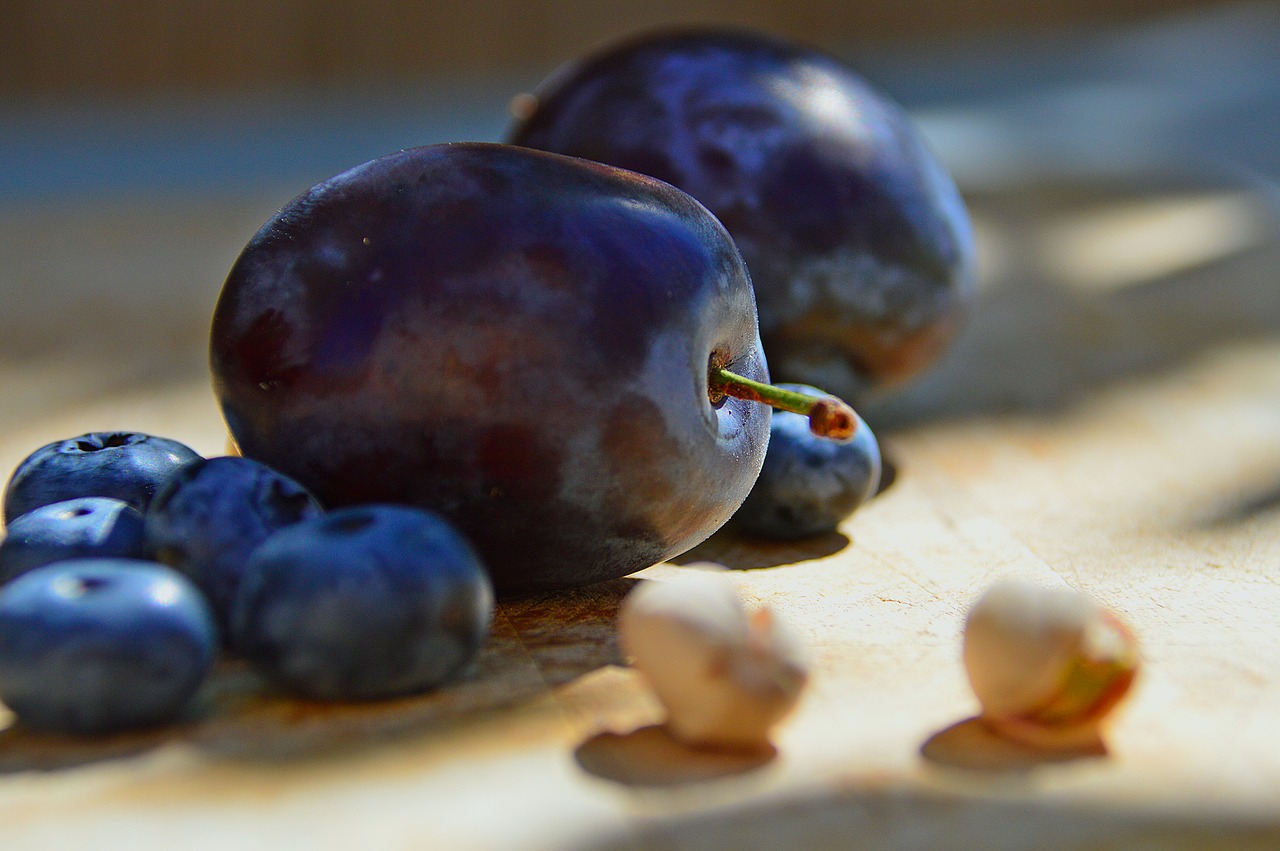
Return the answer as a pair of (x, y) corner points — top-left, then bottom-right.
(731, 384), (881, 539)
(0, 559), (218, 734)
(4, 432), (202, 523)
(144, 456), (324, 636)
(231, 505), (494, 701)
(0, 497), (146, 586)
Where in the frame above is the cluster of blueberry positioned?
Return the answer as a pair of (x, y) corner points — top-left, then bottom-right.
(0, 432), (493, 734)
(0, 420), (867, 737)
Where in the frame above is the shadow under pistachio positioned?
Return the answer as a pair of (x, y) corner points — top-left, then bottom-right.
(575, 724), (776, 788)
(920, 716), (1107, 775)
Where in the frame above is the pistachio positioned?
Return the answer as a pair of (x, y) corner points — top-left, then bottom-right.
(963, 580), (1140, 749)
(617, 564), (808, 751)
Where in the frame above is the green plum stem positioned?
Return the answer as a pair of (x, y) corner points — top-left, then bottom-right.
(709, 367), (857, 441)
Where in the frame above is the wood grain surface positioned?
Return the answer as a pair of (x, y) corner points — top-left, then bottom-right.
(0, 173), (1278, 850)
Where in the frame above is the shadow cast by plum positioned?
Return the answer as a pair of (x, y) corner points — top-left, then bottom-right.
(863, 179), (1280, 433)
(671, 527), (850, 571)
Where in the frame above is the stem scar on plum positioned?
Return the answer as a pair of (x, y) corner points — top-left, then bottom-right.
(707, 350), (731, 409)
(706, 352), (858, 441)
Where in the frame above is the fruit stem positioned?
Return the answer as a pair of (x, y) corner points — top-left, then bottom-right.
(709, 367), (858, 441)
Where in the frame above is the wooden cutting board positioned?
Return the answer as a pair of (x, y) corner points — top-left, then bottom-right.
(0, 177), (1278, 850)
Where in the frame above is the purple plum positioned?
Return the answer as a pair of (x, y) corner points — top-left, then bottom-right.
(210, 143), (771, 595)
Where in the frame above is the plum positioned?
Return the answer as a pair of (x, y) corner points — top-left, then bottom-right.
(509, 28), (977, 398)
(211, 143), (790, 595)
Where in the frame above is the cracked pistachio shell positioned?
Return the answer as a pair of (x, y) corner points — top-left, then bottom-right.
(618, 564), (808, 750)
(963, 581), (1139, 745)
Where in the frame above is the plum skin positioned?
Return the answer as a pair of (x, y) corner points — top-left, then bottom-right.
(210, 142), (770, 596)
(509, 28), (977, 398)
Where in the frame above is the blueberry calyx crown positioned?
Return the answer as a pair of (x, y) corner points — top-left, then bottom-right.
(69, 433), (144, 453)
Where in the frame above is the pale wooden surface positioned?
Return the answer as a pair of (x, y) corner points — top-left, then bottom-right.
(0, 173), (1278, 850)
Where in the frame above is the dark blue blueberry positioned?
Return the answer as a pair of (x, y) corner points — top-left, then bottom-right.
(731, 384), (881, 539)
(144, 456), (324, 636)
(231, 505), (494, 701)
(0, 498), (146, 586)
(4, 432), (202, 523)
(0, 559), (218, 734)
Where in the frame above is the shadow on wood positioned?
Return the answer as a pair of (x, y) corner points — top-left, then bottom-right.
(864, 180), (1280, 432)
(575, 724), (776, 788)
(671, 528), (851, 571)
(573, 781), (1280, 851)
(0, 579), (637, 771)
(919, 715), (1107, 774)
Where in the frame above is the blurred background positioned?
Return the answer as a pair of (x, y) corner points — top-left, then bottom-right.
(0, 0), (1241, 95)
(0, 0), (1277, 452)
(3, 0), (1276, 197)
